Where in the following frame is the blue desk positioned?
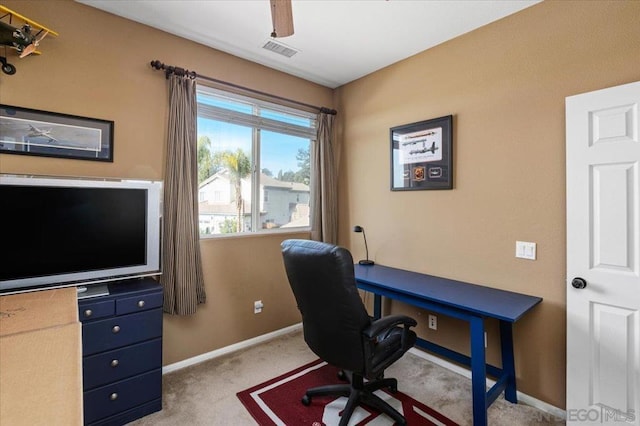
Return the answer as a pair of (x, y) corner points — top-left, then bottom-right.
(354, 264), (542, 426)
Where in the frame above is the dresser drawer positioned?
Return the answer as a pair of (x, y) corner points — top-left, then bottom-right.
(83, 369), (162, 424)
(87, 399), (162, 426)
(83, 338), (162, 390)
(116, 291), (163, 315)
(82, 309), (162, 355)
(79, 299), (115, 322)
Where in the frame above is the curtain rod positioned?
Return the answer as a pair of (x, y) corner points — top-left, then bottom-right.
(150, 60), (337, 115)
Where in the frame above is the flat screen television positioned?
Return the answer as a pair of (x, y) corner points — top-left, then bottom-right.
(0, 174), (162, 295)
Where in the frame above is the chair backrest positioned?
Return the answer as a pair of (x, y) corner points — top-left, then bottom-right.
(281, 239), (371, 372)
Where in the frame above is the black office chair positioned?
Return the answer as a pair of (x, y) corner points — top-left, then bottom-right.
(281, 239), (418, 426)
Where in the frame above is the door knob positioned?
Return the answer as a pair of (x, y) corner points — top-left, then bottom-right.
(571, 277), (587, 289)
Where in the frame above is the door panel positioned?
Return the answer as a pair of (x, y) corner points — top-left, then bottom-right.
(591, 162), (637, 273)
(590, 103), (637, 146)
(590, 304), (638, 411)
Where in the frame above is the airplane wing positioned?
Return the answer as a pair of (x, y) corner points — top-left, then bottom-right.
(0, 5), (59, 37)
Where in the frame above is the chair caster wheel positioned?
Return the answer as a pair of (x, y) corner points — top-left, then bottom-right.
(337, 370), (347, 381)
(301, 395), (311, 406)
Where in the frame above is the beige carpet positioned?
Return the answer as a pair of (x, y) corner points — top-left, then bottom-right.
(129, 329), (565, 425)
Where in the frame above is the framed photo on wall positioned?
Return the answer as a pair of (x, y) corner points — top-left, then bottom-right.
(390, 115), (453, 190)
(0, 104), (113, 162)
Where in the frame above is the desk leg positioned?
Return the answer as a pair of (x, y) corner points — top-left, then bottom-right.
(373, 294), (382, 319)
(500, 321), (517, 403)
(470, 316), (488, 426)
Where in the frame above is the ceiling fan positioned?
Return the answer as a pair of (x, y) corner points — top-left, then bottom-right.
(270, 0), (294, 38)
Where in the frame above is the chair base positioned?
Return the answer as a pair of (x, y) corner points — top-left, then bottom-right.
(301, 373), (406, 426)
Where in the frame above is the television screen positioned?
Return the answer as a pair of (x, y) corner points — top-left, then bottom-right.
(0, 175), (162, 294)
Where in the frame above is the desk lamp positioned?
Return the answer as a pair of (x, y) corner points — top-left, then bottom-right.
(353, 226), (374, 265)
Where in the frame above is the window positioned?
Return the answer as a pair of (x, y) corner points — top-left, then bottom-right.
(196, 86), (316, 236)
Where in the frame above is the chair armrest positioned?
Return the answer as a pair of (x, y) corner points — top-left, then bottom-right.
(363, 315), (417, 339)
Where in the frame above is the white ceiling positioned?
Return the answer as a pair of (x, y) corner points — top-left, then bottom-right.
(79, 0), (539, 89)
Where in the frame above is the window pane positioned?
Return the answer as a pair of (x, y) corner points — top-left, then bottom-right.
(259, 130), (310, 229)
(197, 118), (253, 235)
(198, 91), (253, 115)
(260, 107), (313, 128)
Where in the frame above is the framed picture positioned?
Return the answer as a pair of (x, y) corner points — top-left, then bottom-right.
(0, 104), (113, 162)
(390, 115), (453, 191)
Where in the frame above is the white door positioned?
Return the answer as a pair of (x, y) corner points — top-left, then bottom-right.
(566, 81), (640, 425)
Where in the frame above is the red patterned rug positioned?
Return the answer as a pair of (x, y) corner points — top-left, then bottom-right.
(237, 359), (459, 425)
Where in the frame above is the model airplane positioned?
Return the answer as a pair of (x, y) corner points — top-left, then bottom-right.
(27, 124), (57, 142)
(409, 141), (439, 155)
(0, 5), (58, 75)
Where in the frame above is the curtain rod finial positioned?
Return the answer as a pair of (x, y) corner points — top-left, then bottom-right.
(150, 60), (164, 70)
(319, 107), (337, 116)
(150, 60), (196, 80)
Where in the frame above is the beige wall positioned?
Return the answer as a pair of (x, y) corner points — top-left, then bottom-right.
(0, 0), (332, 365)
(335, 0), (640, 409)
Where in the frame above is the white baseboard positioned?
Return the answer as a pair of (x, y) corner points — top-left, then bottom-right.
(408, 347), (566, 420)
(162, 323), (303, 375)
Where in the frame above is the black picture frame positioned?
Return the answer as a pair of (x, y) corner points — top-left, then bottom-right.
(0, 104), (113, 162)
(390, 115), (453, 191)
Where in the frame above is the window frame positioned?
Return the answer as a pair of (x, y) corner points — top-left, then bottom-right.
(196, 85), (317, 238)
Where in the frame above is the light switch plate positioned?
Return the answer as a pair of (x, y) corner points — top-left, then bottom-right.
(515, 241), (536, 260)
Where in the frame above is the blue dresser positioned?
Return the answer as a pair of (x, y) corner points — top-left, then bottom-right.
(78, 278), (163, 425)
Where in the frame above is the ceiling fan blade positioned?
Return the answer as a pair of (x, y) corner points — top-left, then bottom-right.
(270, 0), (294, 38)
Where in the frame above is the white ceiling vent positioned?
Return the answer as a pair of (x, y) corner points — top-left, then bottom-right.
(262, 39), (299, 58)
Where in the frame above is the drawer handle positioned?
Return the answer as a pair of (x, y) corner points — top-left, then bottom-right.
(110, 392), (118, 401)
(110, 359), (119, 368)
(112, 325), (121, 334)
(84, 309), (93, 317)
(137, 300), (146, 308)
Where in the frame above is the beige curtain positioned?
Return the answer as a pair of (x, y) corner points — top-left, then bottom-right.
(311, 111), (338, 244)
(162, 74), (207, 315)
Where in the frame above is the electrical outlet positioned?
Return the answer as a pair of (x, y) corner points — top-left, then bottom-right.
(254, 300), (263, 314)
(428, 314), (437, 330)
